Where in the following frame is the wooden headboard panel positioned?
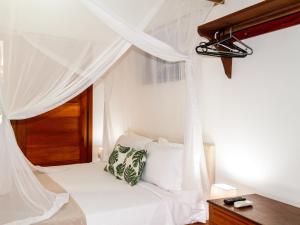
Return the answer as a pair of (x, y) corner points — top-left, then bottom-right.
(12, 87), (93, 166)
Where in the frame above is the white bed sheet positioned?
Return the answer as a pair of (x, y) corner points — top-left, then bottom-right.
(48, 162), (205, 225)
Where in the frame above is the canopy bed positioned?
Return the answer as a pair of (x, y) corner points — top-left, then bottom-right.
(0, 0), (214, 224)
(32, 133), (215, 225)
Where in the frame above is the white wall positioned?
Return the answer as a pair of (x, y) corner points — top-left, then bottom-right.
(93, 47), (186, 160)
(201, 0), (300, 207)
(110, 48), (185, 142)
(93, 79), (104, 161)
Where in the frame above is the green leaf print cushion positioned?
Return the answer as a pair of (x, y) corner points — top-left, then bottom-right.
(122, 149), (147, 186)
(105, 145), (147, 185)
(104, 144), (131, 179)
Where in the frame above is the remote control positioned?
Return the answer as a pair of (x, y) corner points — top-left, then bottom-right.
(234, 200), (253, 208)
(224, 196), (246, 205)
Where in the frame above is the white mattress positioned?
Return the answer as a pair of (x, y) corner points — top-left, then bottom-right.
(48, 162), (205, 225)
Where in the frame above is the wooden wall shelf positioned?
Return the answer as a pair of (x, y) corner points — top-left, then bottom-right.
(198, 0), (300, 78)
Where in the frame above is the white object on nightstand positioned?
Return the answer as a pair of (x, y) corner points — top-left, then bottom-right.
(234, 200), (253, 208)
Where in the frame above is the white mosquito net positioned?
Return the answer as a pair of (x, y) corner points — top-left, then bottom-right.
(0, 0), (213, 224)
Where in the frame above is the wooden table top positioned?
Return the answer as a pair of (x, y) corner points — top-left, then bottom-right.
(208, 194), (300, 225)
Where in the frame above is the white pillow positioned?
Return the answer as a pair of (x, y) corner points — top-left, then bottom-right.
(116, 133), (153, 149)
(143, 142), (183, 191)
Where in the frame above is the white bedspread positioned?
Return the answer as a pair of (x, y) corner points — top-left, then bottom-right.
(48, 162), (205, 225)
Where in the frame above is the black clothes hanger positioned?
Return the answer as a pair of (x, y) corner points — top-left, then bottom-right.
(195, 28), (253, 58)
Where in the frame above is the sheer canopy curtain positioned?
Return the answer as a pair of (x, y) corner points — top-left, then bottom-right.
(0, 0), (165, 224)
(146, 0), (213, 199)
(92, 0), (213, 222)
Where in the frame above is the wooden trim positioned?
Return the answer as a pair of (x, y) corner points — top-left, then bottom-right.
(234, 11), (300, 41)
(187, 223), (206, 225)
(198, 0), (300, 39)
(220, 58), (232, 79)
(197, 0), (300, 78)
(87, 85), (93, 162)
(207, 0), (224, 5)
(79, 85), (93, 163)
(80, 89), (88, 163)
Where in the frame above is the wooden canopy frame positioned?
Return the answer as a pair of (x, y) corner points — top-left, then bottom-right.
(198, 0), (300, 78)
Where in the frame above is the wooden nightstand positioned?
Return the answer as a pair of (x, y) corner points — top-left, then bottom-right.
(208, 194), (300, 225)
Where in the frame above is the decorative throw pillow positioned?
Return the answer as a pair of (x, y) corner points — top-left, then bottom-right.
(104, 145), (147, 185)
(104, 144), (131, 179)
(121, 149), (147, 186)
